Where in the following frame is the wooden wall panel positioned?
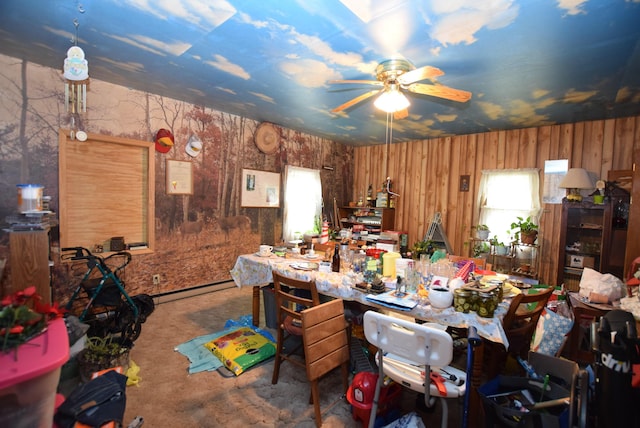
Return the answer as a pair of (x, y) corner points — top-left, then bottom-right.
(352, 116), (640, 286)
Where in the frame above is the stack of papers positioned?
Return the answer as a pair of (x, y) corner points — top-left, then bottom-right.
(366, 290), (418, 311)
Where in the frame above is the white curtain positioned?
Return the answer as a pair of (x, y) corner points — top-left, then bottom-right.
(476, 169), (541, 244)
(282, 165), (322, 242)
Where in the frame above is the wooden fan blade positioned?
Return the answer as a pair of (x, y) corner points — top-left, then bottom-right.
(398, 66), (445, 85)
(407, 83), (472, 103)
(331, 89), (382, 113)
(393, 108), (409, 120)
(328, 79), (383, 86)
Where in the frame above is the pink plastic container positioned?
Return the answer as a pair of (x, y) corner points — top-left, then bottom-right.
(0, 318), (69, 428)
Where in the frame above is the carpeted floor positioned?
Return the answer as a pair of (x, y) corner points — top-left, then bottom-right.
(117, 284), (465, 427)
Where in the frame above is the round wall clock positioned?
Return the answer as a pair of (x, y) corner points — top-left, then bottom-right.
(254, 122), (280, 154)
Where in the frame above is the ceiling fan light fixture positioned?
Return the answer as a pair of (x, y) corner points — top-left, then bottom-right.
(374, 88), (410, 113)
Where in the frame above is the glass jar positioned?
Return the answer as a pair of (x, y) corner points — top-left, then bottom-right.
(477, 290), (497, 318)
(453, 288), (472, 313)
(470, 290), (479, 312)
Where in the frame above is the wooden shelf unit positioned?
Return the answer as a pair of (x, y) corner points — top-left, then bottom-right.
(556, 197), (624, 290)
(9, 229), (51, 302)
(338, 207), (395, 238)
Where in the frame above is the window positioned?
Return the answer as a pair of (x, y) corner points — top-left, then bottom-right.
(282, 166), (322, 242)
(476, 169), (541, 244)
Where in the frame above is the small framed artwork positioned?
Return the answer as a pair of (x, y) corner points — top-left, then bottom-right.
(241, 168), (280, 208)
(459, 175), (470, 192)
(166, 159), (193, 195)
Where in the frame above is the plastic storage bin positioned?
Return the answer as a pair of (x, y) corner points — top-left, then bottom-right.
(0, 318), (69, 428)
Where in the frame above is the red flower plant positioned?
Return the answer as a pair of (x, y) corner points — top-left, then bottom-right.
(1, 286), (65, 354)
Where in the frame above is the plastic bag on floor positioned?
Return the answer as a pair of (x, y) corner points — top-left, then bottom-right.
(382, 412), (426, 428)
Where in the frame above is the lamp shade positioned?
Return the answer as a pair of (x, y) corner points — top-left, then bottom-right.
(374, 87), (410, 113)
(559, 168), (593, 190)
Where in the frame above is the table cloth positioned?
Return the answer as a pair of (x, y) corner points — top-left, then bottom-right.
(231, 253), (510, 346)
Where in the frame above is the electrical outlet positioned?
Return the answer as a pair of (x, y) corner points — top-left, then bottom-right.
(152, 274), (160, 285)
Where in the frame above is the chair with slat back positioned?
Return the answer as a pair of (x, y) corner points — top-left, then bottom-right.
(271, 271), (321, 384)
(301, 299), (350, 427)
(308, 241), (334, 260)
(485, 286), (554, 378)
(447, 255), (487, 270)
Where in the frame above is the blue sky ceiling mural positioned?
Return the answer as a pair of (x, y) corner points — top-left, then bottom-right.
(1, 0), (640, 146)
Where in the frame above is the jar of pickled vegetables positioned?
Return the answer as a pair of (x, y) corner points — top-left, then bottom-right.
(453, 288), (472, 313)
(477, 290), (497, 318)
(470, 290), (479, 312)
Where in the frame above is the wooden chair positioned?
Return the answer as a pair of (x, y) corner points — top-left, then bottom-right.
(447, 255), (488, 271)
(271, 271), (321, 384)
(564, 292), (607, 364)
(308, 241), (334, 260)
(485, 286), (554, 379)
(301, 299), (350, 427)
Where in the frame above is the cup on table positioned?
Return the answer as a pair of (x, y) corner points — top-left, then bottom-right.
(318, 261), (332, 273)
(259, 245), (273, 256)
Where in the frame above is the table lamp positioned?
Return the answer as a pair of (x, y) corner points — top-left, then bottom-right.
(559, 168), (593, 202)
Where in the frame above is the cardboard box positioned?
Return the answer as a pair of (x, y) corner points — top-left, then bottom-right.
(566, 255), (595, 269)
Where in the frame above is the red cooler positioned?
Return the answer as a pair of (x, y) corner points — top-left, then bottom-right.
(346, 371), (401, 426)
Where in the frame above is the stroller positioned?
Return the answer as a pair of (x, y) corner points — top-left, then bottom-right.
(592, 309), (640, 428)
(62, 247), (154, 344)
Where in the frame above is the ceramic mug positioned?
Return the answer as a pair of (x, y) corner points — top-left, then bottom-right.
(318, 261), (332, 273)
(259, 245), (273, 256)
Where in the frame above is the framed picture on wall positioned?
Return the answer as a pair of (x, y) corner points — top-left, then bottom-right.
(241, 168), (280, 208)
(166, 159), (193, 195)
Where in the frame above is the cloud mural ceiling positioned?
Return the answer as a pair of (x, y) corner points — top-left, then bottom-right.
(1, 0), (639, 146)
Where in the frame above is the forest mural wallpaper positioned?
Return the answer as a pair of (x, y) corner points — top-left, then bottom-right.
(0, 53), (354, 303)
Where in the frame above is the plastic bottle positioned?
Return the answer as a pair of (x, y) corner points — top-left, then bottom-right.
(332, 243), (340, 272)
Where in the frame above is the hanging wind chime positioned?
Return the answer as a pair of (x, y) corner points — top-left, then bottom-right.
(63, 19), (89, 115)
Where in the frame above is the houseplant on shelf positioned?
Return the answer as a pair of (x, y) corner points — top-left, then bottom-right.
(472, 241), (491, 258)
(490, 235), (509, 256)
(510, 216), (539, 245)
(474, 224), (491, 240)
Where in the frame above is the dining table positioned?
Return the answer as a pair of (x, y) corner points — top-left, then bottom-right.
(230, 252), (513, 347)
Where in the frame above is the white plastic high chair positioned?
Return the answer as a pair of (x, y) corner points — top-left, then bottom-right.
(363, 310), (467, 428)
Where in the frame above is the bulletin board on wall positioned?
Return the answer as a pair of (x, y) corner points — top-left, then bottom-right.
(241, 168), (281, 208)
(58, 129), (155, 252)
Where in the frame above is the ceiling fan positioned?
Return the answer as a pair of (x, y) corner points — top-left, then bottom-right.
(330, 59), (472, 118)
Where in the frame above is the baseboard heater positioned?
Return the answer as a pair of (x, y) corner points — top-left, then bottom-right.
(152, 279), (236, 304)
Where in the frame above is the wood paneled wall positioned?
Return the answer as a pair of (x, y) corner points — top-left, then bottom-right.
(353, 116), (640, 286)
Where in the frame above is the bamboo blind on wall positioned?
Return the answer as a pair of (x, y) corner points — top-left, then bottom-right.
(58, 129), (155, 252)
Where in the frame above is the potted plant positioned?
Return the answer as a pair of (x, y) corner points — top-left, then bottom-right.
(1, 286), (63, 354)
(510, 216), (539, 245)
(77, 335), (131, 382)
(474, 224), (491, 240)
(411, 240), (434, 259)
(472, 241), (490, 258)
(490, 235), (509, 256)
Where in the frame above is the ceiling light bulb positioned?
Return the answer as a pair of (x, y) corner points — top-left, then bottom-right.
(374, 89), (410, 113)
